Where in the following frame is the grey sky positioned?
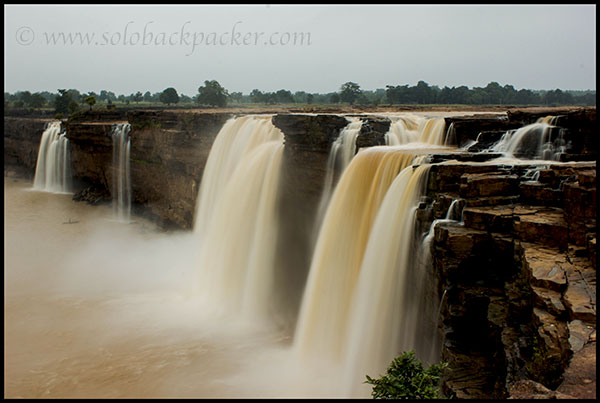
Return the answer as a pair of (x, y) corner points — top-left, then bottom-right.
(4, 4), (596, 95)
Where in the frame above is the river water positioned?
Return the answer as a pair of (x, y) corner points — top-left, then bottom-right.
(4, 176), (342, 398)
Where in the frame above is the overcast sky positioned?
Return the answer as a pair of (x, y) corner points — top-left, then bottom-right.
(4, 4), (596, 95)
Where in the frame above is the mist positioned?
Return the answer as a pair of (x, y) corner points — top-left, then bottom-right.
(4, 179), (345, 398)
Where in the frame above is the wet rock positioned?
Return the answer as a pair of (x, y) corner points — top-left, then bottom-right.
(462, 205), (515, 233)
(3, 117), (54, 178)
(514, 209), (568, 250)
(466, 130), (506, 152)
(530, 308), (571, 388)
(464, 195), (520, 208)
(587, 237), (596, 268)
(428, 152), (504, 163)
(427, 163), (500, 193)
(434, 222), (490, 261)
(272, 113), (349, 153)
(431, 193), (461, 219)
(66, 122), (116, 193)
(519, 181), (562, 207)
(563, 264), (596, 323)
(508, 379), (572, 399)
(532, 287), (566, 317)
(557, 342), (597, 399)
(354, 116), (390, 148)
(72, 185), (111, 205)
(563, 181), (597, 246)
(460, 173), (519, 198)
(567, 320), (594, 353)
(519, 243), (568, 292)
(577, 170), (596, 188)
(443, 114), (518, 148)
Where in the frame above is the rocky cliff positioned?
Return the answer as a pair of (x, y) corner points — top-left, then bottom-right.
(64, 110), (232, 229)
(4, 117), (53, 177)
(127, 111), (231, 229)
(3, 106), (596, 398)
(419, 160), (596, 399)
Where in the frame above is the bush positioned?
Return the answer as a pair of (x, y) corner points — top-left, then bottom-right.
(365, 351), (447, 399)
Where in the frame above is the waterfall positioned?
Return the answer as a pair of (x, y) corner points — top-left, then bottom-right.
(194, 115), (284, 318)
(111, 123), (132, 222)
(314, 117), (363, 236)
(293, 118), (457, 396)
(491, 116), (565, 160)
(294, 148), (421, 362)
(33, 121), (72, 193)
(444, 122), (456, 146)
(385, 115), (446, 146)
(341, 162), (433, 396)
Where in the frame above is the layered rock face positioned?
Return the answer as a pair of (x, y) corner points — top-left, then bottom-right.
(423, 161), (596, 399)
(446, 107), (597, 161)
(3, 106), (596, 398)
(4, 117), (54, 177)
(126, 111), (231, 229)
(64, 110), (232, 228)
(271, 113), (393, 325)
(272, 113), (361, 324)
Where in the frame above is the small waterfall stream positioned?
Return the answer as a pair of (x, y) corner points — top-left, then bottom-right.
(314, 117), (363, 238)
(33, 121), (72, 193)
(111, 123), (132, 222)
(492, 115), (565, 160)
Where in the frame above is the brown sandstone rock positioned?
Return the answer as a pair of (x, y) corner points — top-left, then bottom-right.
(562, 264), (596, 324)
(557, 342), (597, 399)
(567, 320), (594, 353)
(508, 379), (572, 399)
(460, 173), (519, 198)
(462, 205), (515, 233)
(514, 209), (568, 250)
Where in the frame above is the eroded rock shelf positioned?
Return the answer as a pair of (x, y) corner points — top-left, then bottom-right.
(4, 106), (596, 398)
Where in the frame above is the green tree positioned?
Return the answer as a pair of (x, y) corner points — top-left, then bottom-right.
(17, 91), (32, 105)
(250, 89), (264, 103)
(413, 80), (434, 104)
(54, 89), (74, 115)
(340, 82), (362, 105)
(228, 91), (244, 104)
(84, 95), (96, 111)
(159, 87), (179, 105)
(133, 91), (143, 103)
(294, 91), (308, 103)
(275, 89), (294, 104)
(197, 80), (228, 107)
(365, 351), (447, 399)
(29, 93), (46, 109)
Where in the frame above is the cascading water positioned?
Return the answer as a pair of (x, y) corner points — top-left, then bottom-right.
(314, 117), (363, 234)
(295, 112), (452, 396)
(33, 121), (72, 193)
(384, 114), (422, 145)
(295, 149), (420, 361)
(385, 115), (446, 146)
(111, 123), (132, 222)
(194, 115), (284, 318)
(341, 161), (434, 396)
(492, 115), (565, 160)
(444, 122), (456, 146)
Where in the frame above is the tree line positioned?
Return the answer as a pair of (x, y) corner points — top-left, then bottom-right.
(4, 80), (596, 116)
